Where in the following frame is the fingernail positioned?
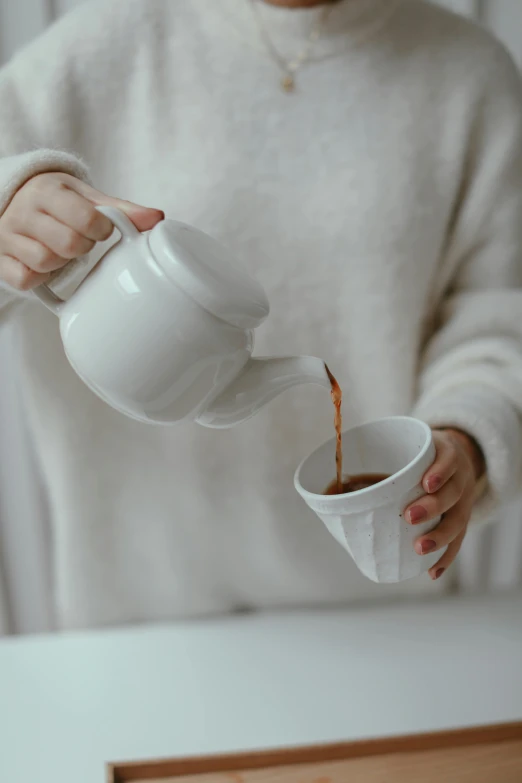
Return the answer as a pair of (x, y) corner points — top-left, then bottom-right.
(416, 539), (436, 554)
(407, 505), (427, 524)
(427, 475), (442, 493)
(434, 568), (445, 580)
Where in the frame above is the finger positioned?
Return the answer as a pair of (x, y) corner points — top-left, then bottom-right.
(0, 254), (50, 291)
(405, 475), (464, 524)
(18, 213), (95, 260)
(414, 499), (471, 555)
(422, 431), (458, 494)
(65, 178), (165, 232)
(428, 527), (467, 580)
(0, 234), (66, 274)
(41, 188), (115, 242)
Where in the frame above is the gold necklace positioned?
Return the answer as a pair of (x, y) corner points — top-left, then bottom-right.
(248, 0), (336, 92)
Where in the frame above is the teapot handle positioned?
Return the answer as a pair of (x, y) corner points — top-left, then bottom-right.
(32, 206), (140, 315)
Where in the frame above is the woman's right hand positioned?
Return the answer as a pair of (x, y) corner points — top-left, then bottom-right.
(0, 172), (164, 291)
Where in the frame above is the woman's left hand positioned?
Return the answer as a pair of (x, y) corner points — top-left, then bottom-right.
(404, 429), (485, 580)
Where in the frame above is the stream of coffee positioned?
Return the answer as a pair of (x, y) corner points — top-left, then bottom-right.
(324, 365), (390, 496)
(325, 364), (343, 493)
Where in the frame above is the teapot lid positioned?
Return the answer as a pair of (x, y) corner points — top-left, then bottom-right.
(148, 220), (269, 330)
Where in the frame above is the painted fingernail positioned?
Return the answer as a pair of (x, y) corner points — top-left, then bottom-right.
(427, 475), (443, 493)
(416, 539), (436, 555)
(434, 568), (445, 580)
(407, 505), (427, 524)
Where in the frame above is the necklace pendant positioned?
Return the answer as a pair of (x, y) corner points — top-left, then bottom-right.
(281, 74), (295, 93)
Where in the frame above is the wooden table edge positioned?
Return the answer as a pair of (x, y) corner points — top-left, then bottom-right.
(107, 720), (522, 782)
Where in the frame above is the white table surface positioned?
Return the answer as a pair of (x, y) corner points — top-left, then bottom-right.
(1, 592), (521, 783)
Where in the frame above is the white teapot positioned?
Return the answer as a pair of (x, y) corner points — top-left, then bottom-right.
(33, 207), (330, 427)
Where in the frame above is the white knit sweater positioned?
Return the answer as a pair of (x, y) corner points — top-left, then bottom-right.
(1, 0), (522, 629)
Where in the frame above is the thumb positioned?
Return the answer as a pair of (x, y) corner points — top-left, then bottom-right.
(69, 178), (165, 232)
(98, 195), (165, 232)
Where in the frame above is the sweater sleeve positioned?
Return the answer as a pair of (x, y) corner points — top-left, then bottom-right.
(412, 44), (522, 524)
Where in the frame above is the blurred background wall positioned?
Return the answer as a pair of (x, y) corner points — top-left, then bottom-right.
(1, 0), (522, 635)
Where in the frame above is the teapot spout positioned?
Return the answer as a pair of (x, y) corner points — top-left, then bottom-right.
(197, 356), (330, 429)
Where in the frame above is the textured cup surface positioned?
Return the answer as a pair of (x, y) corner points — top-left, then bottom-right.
(295, 417), (444, 583)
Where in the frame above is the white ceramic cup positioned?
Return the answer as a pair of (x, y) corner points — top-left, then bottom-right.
(294, 416), (445, 583)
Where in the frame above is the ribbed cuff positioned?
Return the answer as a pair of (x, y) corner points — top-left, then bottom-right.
(412, 384), (521, 525)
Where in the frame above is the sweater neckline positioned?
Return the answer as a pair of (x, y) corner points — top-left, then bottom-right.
(219, 0), (404, 60)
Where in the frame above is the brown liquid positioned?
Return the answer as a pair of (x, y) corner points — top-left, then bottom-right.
(325, 364), (343, 493)
(324, 365), (389, 496)
(324, 472), (391, 496)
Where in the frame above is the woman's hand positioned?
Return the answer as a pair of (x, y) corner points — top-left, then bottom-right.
(0, 172), (164, 291)
(404, 429), (486, 580)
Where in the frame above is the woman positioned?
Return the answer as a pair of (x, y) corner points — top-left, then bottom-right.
(0, 0), (521, 630)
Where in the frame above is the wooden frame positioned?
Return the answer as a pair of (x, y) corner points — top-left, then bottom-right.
(107, 720), (522, 782)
